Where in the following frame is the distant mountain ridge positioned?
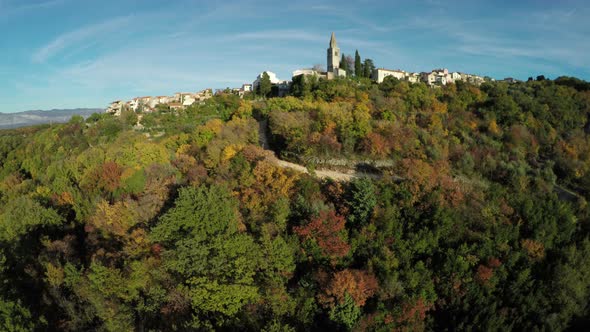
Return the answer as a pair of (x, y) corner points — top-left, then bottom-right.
(0, 108), (104, 129)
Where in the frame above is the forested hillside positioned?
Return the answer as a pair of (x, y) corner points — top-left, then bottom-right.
(1, 76), (590, 331)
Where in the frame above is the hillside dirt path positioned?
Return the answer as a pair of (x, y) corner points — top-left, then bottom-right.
(258, 119), (382, 181)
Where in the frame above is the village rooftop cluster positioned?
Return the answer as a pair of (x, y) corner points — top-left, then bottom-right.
(107, 33), (506, 116)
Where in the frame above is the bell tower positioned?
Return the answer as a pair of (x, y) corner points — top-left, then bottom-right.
(327, 32), (340, 73)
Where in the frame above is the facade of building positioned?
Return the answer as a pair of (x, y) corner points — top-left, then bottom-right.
(292, 68), (321, 78)
(327, 32), (340, 75)
(129, 98), (139, 111)
(326, 32), (346, 79)
(372, 68), (406, 83)
(106, 100), (124, 116)
(169, 102), (183, 111)
(182, 94), (196, 106)
(407, 73), (420, 83)
(502, 77), (519, 83)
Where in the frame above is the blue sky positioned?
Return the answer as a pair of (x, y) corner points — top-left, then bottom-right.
(0, 0), (589, 112)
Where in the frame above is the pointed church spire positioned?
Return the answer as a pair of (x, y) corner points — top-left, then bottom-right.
(330, 32), (337, 48)
(327, 32), (340, 74)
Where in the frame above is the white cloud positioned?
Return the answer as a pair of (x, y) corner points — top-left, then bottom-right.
(32, 15), (135, 63)
(229, 29), (325, 43)
(0, 0), (67, 18)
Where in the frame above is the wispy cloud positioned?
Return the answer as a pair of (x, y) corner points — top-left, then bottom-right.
(32, 15), (135, 63)
(0, 0), (66, 17)
(14, 0), (66, 10)
(406, 7), (590, 71)
(229, 29), (325, 43)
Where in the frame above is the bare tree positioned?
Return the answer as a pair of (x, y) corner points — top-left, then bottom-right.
(312, 64), (325, 72)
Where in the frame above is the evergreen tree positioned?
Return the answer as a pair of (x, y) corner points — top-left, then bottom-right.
(340, 55), (349, 73)
(363, 58), (375, 78)
(354, 50), (362, 78)
(259, 71), (272, 98)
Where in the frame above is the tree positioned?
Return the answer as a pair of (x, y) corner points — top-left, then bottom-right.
(354, 50), (362, 78)
(0, 299), (33, 332)
(294, 210), (350, 263)
(151, 185), (262, 327)
(312, 64), (325, 72)
(290, 75), (310, 98)
(346, 178), (377, 226)
(0, 197), (62, 243)
(363, 58), (375, 78)
(259, 72), (272, 98)
(339, 56), (349, 73)
(341, 55), (354, 75)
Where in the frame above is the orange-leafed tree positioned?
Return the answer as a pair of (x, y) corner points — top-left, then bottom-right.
(294, 210), (350, 262)
(318, 269), (379, 308)
(361, 132), (391, 158)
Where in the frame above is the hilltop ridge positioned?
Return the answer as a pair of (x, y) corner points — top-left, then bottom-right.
(1, 74), (590, 330)
(0, 108), (104, 129)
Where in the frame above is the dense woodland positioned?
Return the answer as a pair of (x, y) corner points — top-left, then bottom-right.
(1, 75), (590, 331)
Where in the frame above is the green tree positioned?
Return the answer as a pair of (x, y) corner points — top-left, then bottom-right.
(0, 299), (33, 332)
(363, 58), (375, 78)
(354, 50), (362, 78)
(151, 185), (262, 327)
(346, 178), (377, 226)
(340, 54), (349, 73)
(259, 72), (272, 98)
(290, 74), (310, 98)
(0, 196), (63, 243)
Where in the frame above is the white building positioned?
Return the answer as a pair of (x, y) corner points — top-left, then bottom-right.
(195, 89), (213, 101)
(461, 73), (485, 85)
(157, 96), (172, 104)
(421, 72), (437, 85)
(169, 102), (183, 111)
(292, 68), (322, 78)
(129, 98), (139, 111)
(242, 84), (252, 92)
(182, 94), (196, 106)
(407, 72), (420, 83)
(135, 96), (157, 108)
(252, 71), (281, 91)
(372, 68), (407, 83)
(106, 100), (124, 116)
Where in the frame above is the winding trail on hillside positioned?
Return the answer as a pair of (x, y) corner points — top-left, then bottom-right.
(258, 119), (385, 181)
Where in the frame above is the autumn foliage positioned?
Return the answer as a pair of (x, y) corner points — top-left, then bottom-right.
(294, 210), (350, 260)
(318, 269), (379, 308)
(1, 75), (590, 331)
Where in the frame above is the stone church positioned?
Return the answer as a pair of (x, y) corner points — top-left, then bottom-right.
(292, 33), (346, 80)
(326, 32), (347, 79)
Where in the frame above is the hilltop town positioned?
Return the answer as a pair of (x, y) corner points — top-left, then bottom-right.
(107, 33), (497, 115)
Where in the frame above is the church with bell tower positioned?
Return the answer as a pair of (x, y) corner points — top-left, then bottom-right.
(291, 32), (347, 80)
(326, 32), (346, 79)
